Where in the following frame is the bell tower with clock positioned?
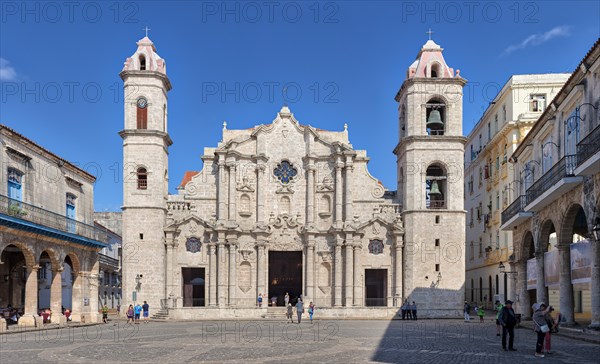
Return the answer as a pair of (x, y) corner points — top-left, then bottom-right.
(119, 34), (172, 309)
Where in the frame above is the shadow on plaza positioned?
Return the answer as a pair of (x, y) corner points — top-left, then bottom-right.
(370, 286), (516, 363)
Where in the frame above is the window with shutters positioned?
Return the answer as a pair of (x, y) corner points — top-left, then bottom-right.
(137, 168), (148, 190)
(137, 106), (147, 129)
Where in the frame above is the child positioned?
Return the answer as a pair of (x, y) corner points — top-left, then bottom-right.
(477, 307), (485, 322)
(308, 302), (315, 323)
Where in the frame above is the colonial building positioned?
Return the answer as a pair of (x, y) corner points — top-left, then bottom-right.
(502, 39), (600, 328)
(94, 212), (123, 310)
(121, 36), (466, 319)
(0, 125), (107, 328)
(465, 74), (569, 307)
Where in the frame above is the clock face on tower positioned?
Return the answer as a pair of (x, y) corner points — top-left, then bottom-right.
(137, 97), (148, 109)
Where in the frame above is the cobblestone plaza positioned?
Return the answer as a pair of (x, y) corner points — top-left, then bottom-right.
(1, 320), (599, 363)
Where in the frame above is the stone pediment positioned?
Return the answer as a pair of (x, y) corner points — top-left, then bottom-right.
(356, 216), (404, 236)
(164, 214), (213, 232)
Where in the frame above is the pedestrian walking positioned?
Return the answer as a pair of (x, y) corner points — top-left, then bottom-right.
(134, 303), (142, 324)
(284, 292), (290, 307)
(411, 301), (417, 320)
(406, 300), (413, 320)
(464, 301), (471, 322)
(497, 300), (517, 351)
(308, 302), (315, 323)
(101, 304), (109, 324)
(477, 306), (485, 322)
(126, 305), (134, 324)
(142, 301), (150, 324)
(295, 299), (304, 324)
(532, 302), (551, 358)
(286, 303), (294, 323)
(544, 307), (556, 354)
(257, 293), (263, 307)
(495, 300), (504, 336)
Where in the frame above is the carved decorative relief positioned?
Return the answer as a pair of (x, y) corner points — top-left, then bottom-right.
(316, 176), (334, 192)
(238, 262), (252, 293)
(368, 239), (384, 255)
(237, 176), (255, 192)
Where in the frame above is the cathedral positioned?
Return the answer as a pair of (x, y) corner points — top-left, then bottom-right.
(120, 36), (466, 319)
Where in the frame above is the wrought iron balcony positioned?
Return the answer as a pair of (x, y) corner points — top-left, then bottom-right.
(577, 124), (600, 167)
(526, 155), (577, 206)
(501, 195), (527, 225)
(0, 194), (109, 246)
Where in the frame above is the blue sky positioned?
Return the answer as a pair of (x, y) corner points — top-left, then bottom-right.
(1, 1), (598, 211)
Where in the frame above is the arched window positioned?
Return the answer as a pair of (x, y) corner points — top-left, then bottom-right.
(426, 164), (446, 209)
(136, 97), (148, 129)
(425, 98), (445, 135)
(7, 168), (23, 202)
(137, 168), (147, 190)
(139, 55), (146, 70)
(430, 63), (440, 78)
(368, 240), (384, 255)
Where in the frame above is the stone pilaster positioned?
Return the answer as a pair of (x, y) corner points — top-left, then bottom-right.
(306, 238), (315, 301)
(71, 271), (83, 322)
(334, 238), (343, 306)
(535, 251), (547, 304)
(228, 162), (237, 221)
(228, 240), (237, 306)
(257, 242), (266, 299)
(335, 159), (343, 226)
(217, 154), (226, 221)
(344, 155), (353, 221)
(165, 238), (177, 299)
(394, 235), (403, 306)
(306, 162), (315, 224)
(217, 239), (227, 306)
(353, 243), (362, 306)
(256, 164), (266, 223)
(208, 243), (217, 306)
(516, 260), (531, 319)
(344, 237), (354, 306)
(50, 266), (65, 323)
(558, 244), (575, 324)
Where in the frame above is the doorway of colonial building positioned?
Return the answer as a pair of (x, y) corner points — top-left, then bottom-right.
(365, 269), (387, 306)
(268, 251), (302, 306)
(182, 268), (205, 307)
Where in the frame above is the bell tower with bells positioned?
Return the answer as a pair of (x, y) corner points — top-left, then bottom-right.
(393, 34), (467, 315)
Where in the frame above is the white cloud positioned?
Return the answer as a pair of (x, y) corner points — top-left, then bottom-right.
(0, 58), (17, 81)
(503, 26), (571, 55)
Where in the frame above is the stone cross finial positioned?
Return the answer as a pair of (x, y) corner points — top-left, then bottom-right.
(143, 26), (151, 37)
(426, 28), (433, 40)
(223, 121), (227, 131)
(344, 123), (348, 131)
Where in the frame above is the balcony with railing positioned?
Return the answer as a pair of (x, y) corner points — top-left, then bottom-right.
(500, 195), (532, 230)
(524, 155), (583, 212)
(575, 123), (600, 175)
(0, 194), (108, 248)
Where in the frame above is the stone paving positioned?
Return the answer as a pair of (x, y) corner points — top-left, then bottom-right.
(0, 318), (599, 363)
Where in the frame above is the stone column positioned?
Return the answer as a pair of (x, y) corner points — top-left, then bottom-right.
(71, 271), (83, 322)
(591, 234), (600, 329)
(208, 244), (217, 306)
(344, 237), (354, 306)
(217, 155), (226, 221)
(306, 164), (315, 224)
(21, 265), (39, 326)
(509, 261), (518, 304)
(344, 155), (353, 221)
(306, 239), (315, 301)
(516, 260), (531, 319)
(257, 243), (266, 300)
(334, 238), (343, 306)
(256, 165), (265, 223)
(87, 257), (100, 323)
(50, 266), (65, 323)
(165, 239), (177, 301)
(394, 236), (403, 306)
(217, 239), (227, 306)
(228, 163), (237, 221)
(335, 160), (343, 226)
(558, 244), (575, 324)
(353, 244), (362, 306)
(228, 241), (237, 306)
(535, 251), (547, 304)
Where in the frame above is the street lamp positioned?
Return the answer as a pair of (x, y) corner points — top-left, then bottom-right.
(135, 274), (143, 289)
(498, 262), (517, 275)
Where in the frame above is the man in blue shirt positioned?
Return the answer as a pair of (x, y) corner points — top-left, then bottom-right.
(142, 301), (150, 324)
(134, 303), (142, 324)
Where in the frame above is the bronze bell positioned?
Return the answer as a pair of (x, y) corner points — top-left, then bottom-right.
(426, 109), (444, 129)
(429, 180), (442, 196)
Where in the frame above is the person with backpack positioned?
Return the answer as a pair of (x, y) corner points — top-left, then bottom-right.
(532, 303), (552, 357)
(464, 301), (471, 322)
(257, 293), (263, 308)
(495, 300), (504, 336)
(497, 300), (517, 352)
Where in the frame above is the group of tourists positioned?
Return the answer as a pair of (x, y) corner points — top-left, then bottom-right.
(124, 301), (150, 324)
(286, 299), (316, 324)
(400, 300), (417, 320)
(490, 299), (561, 358)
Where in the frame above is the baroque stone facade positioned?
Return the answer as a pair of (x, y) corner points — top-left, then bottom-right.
(121, 36), (466, 318)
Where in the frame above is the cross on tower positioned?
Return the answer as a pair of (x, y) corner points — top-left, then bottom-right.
(143, 26), (151, 37)
(426, 28), (434, 40)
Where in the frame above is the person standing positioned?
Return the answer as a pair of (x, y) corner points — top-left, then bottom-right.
(406, 300), (413, 320)
(116, 304), (121, 317)
(286, 303), (294, 323)
(477, 306), (485, 322)
(532, 303), (551, 358)
(257, 293), (263, 308)
(544, 306), (556, 354)
(495, 300), (504, 336)
(402, 300), (408, 320)
(142, 301), (150, 324)
(284, 292), (290, 307)
(464, 301), (471, 322)
(295, 299), (304, 324)
(134, 303), (142, 324)
(411, 301), (417, 320)
(497, 300), (517, 351)
(308, 302), (316, 323)
(101, 304), (109, 324)
(126, 305), (134, 324)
